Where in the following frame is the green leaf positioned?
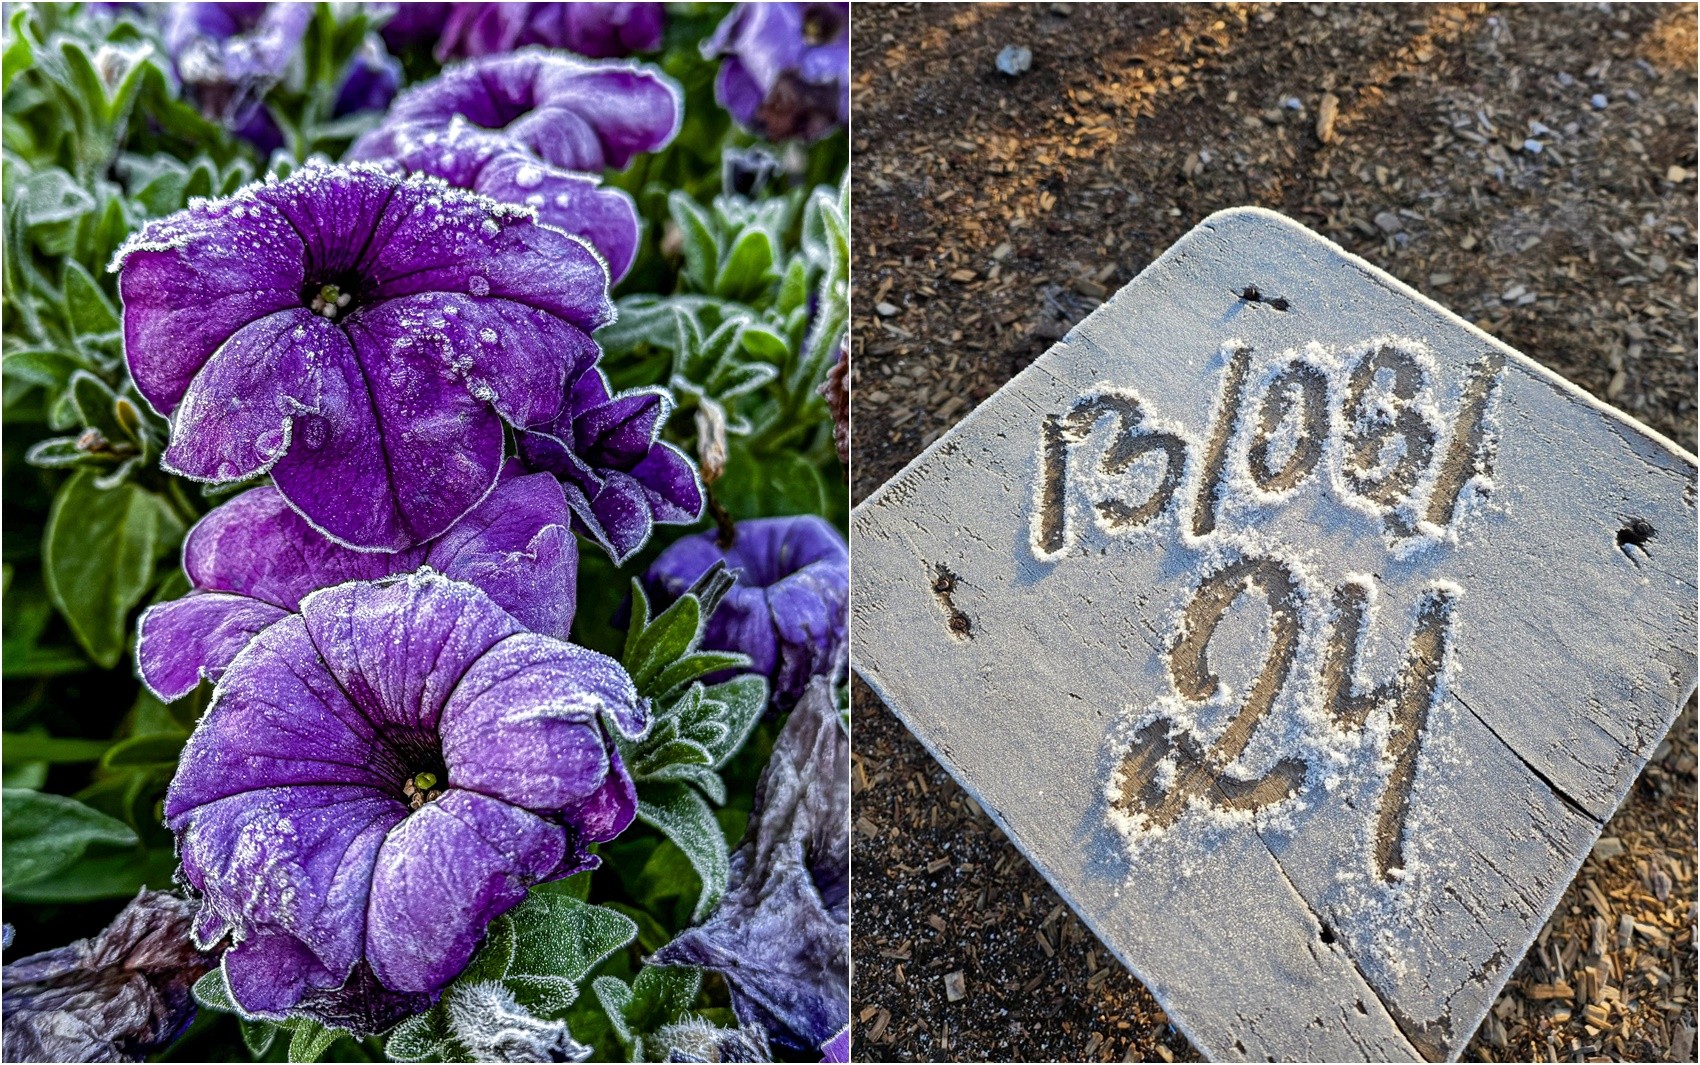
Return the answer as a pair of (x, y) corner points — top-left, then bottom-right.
(593, 965), (702, 1055)
(193, 967), (236, 1013)
(1, 732), (110, 764)
(240, 1018), (280, 1057)
(24, 436), (88, 469)
(62, 259), (118, 335)
(714, 226), (778, 301)
(714, 440), (827, 520)
(670, 190), (719, 292)
(44, 469), (185, 668)
(4, 844), (180, 902)
(288, 1019), (340, 1063)
(624, 589), (700, 696)
(649, 651), (747, 702)
(636, 783), (729, 921)
(1, 788), (138, 890)
(382, 1012), (449, 1063)
(507, 893), (638, 988)
(21, 166), (94, 226)
(101, 731), (186, 768)
(690, 674), (768, 767)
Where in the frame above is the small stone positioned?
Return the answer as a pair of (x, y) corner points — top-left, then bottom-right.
(875, 302), (899, 317)
(1073, 277), (1108, 299)
(1667, 165), (1688, 182)
(996, 45), (1032, 77)
(1591, 93), (1608, 109)
(1501, 284), (1527, 302)
(944, 970), (967, 1002)
(1648, 254), (1669, 276)
(1373, 211), (1402, 234)
(1427, 273), (1454, 287)
(1281, 95), (1304, 111)
(1522, 139), (1543, 154)
(1316, 93), (1340, 144)
(1558, 71), (1576, 87)
(1591, 835), (1625, 860)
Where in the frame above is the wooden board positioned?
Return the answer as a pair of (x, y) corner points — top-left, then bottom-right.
(849, 207), (1698, 1062)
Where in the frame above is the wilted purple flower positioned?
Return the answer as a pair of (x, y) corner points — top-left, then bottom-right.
(518, 368), (704, 564)
(137, 463), (577, 702)
(1, 890), (217, 1063)
(643, 516), (846, 708)
(702, 3), (849, 142)
(113, 161), (611, 551)
(354, 117), (648, 281)
(167, 573), (648, 1033)
(162, 2), (309, 129)
(333, 35), (403, 117)
(653, 677), (848, 1051)
(389, 3), (666, 61)
(351, 50), (682, 174)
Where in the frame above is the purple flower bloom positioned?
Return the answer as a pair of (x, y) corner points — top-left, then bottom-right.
(162, 2), (310, 129)
(352, 50), (682, 174)
(643, 517), (846, 708)
(381, 3), (664, 62)
(166, 573), (648, 1033)
(352, 117), (648, 281)
(518, 368), (703, 564)
(653, 677), (848, 1051)
(138, 463), (577, 702)
(333, 35), (403, 117)
(113, 162), (612, 551)
(702, 3), (849, 143)
(821, 1026), (850, 1063)
(1, 890), (217, 1063)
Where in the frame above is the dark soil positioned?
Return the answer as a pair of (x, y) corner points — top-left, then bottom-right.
(848, 3), (1697, 1061)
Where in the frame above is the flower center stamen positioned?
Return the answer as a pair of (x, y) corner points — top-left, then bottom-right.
(309, 282), (353, 320)
(400, 770), (444, 810)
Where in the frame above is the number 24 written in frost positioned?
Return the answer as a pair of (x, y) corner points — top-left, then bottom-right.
(1030, 339), (1506, 880)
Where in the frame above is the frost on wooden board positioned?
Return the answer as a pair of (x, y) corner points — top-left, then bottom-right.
(851, 207), (1698, 1062)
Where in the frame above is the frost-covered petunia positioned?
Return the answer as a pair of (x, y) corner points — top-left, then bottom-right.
(350, 50), (682, 175)
(643, 516), (846, 708)
(162, 2), (309, 130)
(353, 117), (649, 281)
(518, 368), (704, 564)
(112, 162), (612, 551)
(138, 464), (577, 702)
(653, 677), (848, 1051)
(702, 3), (849, 143)
(332, 35), (403, 118)
(166, 573), (648, 1033)
(382, 2), (665, 62)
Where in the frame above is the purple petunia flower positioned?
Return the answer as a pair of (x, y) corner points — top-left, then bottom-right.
(352, 117), (649, 281)
(332, 35), (403, 118)
(0, 890), (217, 1062)
(702, 3), (849, 143)
(112, 161), (612, 552)
(166, 572), (648, 1033)
(381, 3), (664, 62)
(137, 463), (577, 702)
(517, 368), (704, 565)
(653, 677), (848, 1051)
(643, 516), (846, 708)
(162, 2), (309, 130)
(821, 1026), (851, 1063)
(351, 50), (682, 175)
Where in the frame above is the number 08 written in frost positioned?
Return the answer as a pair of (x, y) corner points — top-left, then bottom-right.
(850, 208), (1697, 1062)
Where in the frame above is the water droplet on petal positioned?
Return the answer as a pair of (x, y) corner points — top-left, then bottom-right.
(467, 275), (490, 296)
(298, 415), (329, 450)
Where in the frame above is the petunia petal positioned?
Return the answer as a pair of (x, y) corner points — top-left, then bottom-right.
(365, 790), (565, 993)
(574, 388), (663, 465)
(474, 154), (641, 281)
(161, 308), (343, 484)
(425, 471), (577, 640)
(440, 632), (648, 812)
(584, 468), (655, 564)
(176, 784), (403, 1002)
(165, 617), (400, 817)
(568, 735), (638, 842)
(630, 442), (705, 524)
(299, 574), (524, 737)
(115, 185), (306, 414)
(136, 593), (290, 701)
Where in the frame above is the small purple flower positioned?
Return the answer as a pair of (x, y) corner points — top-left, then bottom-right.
(653, 677), (848, 1051)
(702, 3), (849, 143)
(113, 161), (612, 551)
(381, 3), (664, 62)
(166, 573), (648, 1033)
(643, 517), (846, 708)
(332, 35), (403, 117)
(354, 117), (648, 281)
(351, 50), (682, 174)
(1, 890), (217, 1062)
(162, 2), (310, 129)
(518, 368), (704, 564)
(137, 463), (577, 702)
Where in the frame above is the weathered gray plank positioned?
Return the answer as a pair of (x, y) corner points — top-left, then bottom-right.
(850, 207), (1697, 1061)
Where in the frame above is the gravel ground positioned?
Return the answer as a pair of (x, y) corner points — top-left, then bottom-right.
(847, 3), (1698, 1061)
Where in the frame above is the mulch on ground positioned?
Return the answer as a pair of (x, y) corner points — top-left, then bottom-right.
(848, 3), (1697, 1061)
